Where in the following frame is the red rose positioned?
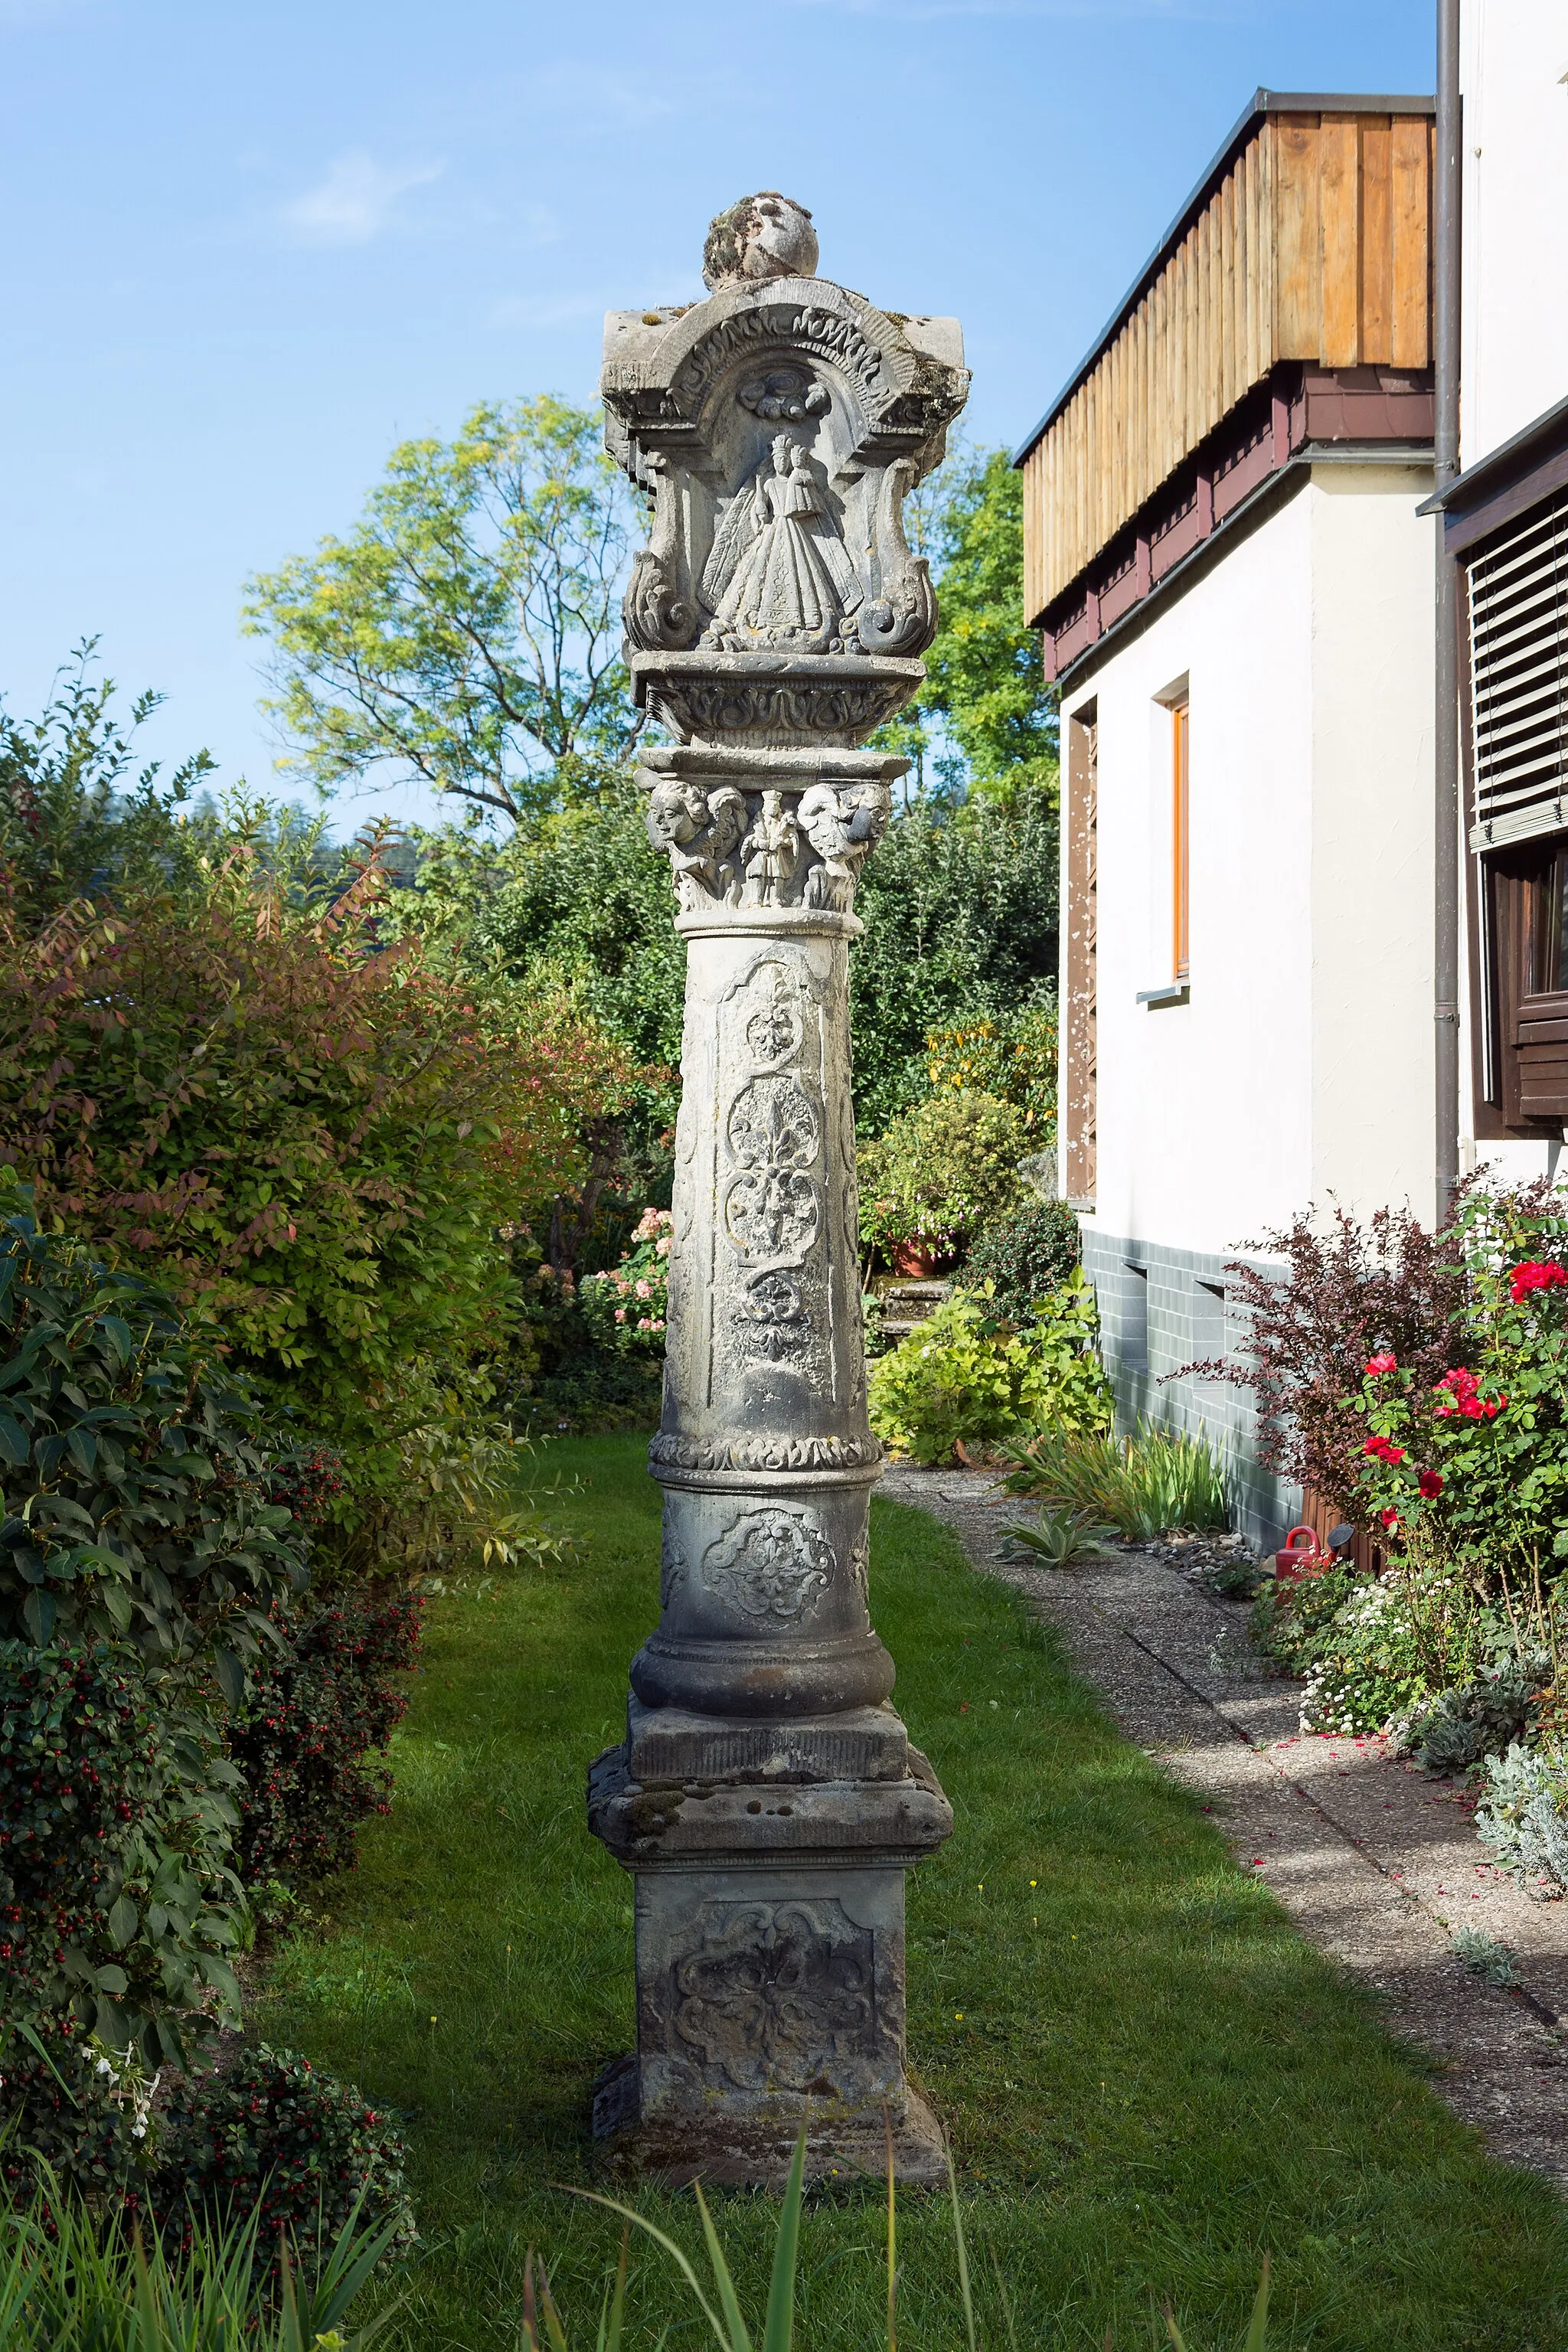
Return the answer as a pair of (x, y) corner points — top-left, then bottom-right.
(1418, 1469), (1443, 1498)
(1380, 1508), (1400, 1532)
(1364, 1352), (1398, 1376)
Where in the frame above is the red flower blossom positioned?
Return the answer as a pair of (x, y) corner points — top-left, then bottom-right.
(1380, 1508), (1400, 1532)
(1364, 1352), (1398, 1375)
(1418, 1468), (1443, 1498)
(1363, 1436), (1406, 1465)
(1509, 1259), (1568, 1305)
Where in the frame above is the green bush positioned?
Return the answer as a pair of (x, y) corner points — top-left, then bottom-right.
(1293, 1560), (1487, 1737)
(154, 2044), (415, 2263)
(868, 1277), (1111, 1465)
(0, 1641), (244, 2063)
(0, 1185), (309, 1667)
(858, 1089), (1030, 1260)
(963, 1196), (1080, 1318)
(1003, 1420), (1230, 1540)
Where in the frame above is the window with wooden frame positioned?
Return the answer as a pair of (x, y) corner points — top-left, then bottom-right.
(1481, 838), (1568, 1126)
(1467, 489), (1568, 1131)
(1171, 696), (1191, 981)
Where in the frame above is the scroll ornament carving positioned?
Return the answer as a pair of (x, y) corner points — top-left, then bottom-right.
(645, 776), (892, 914)
(701, 1506), (835, 1623)
(624, 452), (699, 653)
(672, 1897), (877, 2094)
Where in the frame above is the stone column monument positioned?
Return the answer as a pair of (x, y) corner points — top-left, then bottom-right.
(587, 194), (969, 2184)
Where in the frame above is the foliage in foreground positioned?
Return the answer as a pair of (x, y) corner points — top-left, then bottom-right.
(0, 2168), (403, 2351)
(1003, 1421), (1231, 1541)
(868, 1278), (1112, 1465)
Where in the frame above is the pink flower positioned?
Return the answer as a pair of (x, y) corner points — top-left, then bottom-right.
(635, 1279), (652, 1300)
(1418, 1468), (1443, 1498)
(1364, 1353), (1397, 1376)
(614, 1307), (627, 1324)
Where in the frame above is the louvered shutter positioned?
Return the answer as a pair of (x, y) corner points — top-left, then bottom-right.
(1468, 494), (1568, 850)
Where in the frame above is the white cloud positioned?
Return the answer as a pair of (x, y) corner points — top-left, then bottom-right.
(282, 149), (444, 246)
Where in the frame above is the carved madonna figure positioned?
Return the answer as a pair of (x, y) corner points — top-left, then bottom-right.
(701, 435), (863, 654)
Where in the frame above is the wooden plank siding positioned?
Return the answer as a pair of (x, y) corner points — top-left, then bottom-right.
(1022, 109), (1435, 625)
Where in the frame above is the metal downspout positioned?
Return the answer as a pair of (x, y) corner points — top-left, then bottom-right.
(1434, 0), (1462, 1221)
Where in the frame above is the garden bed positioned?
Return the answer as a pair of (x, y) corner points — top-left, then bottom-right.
(253, 1438), (1568, 2351)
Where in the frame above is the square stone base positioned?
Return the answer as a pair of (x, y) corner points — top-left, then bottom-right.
(632, 1861), (908, 2122)
(592, 2053), (948, 2187)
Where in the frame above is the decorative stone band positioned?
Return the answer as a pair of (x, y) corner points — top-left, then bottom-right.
(632, 650), (923, 750)
(648, 1431), (883, 1475)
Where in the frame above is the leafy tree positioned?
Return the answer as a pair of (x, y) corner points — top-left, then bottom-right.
(244, 397), (642, 826)
(913, 446), (1058, 808)
(0, 642), (218, 922)
(851, 794), (1058, 1133)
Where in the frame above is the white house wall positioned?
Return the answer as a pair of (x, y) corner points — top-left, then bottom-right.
(1060, 466), (1435, 1542)
(1460, 0), (1568, 470)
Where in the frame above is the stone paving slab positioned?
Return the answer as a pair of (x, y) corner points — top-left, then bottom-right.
(880, 1464), (1568, 2185)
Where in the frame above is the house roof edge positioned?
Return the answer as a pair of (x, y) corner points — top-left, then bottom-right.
(1010, 87), (1436, 472)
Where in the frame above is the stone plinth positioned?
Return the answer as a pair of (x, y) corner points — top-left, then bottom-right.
(586, 193), (969, 2183)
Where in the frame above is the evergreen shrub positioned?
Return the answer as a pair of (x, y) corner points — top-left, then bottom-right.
(0, 1639), (244, 2063)
(155, 2044), (415, 2259)
(230, 1592), (423, 1885)
(964, 1196), (1080, 1319)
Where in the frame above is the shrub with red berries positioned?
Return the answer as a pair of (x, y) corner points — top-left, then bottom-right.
(0, 1638), (243, 2066)
(228, 1592), (423, 1883)
(153, 2044), (414, 2259)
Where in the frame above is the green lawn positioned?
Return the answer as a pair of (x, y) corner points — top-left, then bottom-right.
(256, 1436), (1568, 2350)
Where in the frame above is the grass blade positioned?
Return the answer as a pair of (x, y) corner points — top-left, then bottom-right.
(596, 2224), (631, 2352)
(1243, 2255), (1271, 2352)
(943, 2135), (976, 2352)
(884, 2109), (897, 2352)
(692, 2184), (754, 2352)
(561, 2187), (735, 2351)
(760, 2126), (807, 2352)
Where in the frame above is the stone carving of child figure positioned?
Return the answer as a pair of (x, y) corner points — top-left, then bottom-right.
(701, 435), (864, 652)
(742, 789), (801, 907)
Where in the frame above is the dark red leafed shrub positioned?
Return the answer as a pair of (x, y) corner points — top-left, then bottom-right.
(230, 1592), (423, 1885)
(154, 2044), (415, 2257)
(1194, 1201), (1473, 1524)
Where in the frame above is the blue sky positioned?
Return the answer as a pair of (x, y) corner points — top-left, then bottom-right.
(0, 0), (1434, 835)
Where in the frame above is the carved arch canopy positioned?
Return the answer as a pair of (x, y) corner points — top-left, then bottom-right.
(603, 278), (969, 666)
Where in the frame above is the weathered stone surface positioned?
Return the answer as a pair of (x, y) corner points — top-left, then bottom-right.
(586, 196), (968, 2179)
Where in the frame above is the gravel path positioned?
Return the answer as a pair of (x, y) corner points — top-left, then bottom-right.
(881, 1463), (1568, 2187)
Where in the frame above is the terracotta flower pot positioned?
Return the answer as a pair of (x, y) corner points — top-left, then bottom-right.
(892, 1241), (941, 1277)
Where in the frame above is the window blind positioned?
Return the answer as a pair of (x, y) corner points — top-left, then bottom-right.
(1468, 493), (1568, 851)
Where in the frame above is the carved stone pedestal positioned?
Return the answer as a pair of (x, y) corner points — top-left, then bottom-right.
(586, 194), (969, 2184)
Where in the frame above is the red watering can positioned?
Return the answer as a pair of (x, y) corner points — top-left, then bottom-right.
(1273, 1525), (1321, 1582)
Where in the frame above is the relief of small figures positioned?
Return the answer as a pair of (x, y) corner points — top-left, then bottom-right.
(646, 776), (893, 913)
